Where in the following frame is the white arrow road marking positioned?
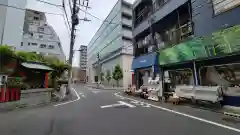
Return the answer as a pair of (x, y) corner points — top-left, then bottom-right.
(114, 92), (240, 133)
(100, 101), (136, 108)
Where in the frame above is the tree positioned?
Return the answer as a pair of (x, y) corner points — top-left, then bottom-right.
(105, 70), (112, 83)
(112, 64), (123, 87)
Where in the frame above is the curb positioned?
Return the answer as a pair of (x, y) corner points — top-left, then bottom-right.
(224, 112), (240, 119)
(121, 92), (240, 119)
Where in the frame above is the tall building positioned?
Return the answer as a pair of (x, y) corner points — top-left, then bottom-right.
(87, 0), (133, 88)
(79, 45), (87, 70)
(0, 0), (27, 49)
(0, 1), (65, 61)
(132, 0), (240, 89)
(19, 9), (65, 61)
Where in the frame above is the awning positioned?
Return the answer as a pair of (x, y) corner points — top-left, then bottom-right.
(132, 52), (158, 70)
(21, 62), (53, 71)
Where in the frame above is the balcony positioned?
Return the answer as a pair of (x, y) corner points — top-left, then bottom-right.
(135, 21), (193, 57)
(133, 0), (189, 37)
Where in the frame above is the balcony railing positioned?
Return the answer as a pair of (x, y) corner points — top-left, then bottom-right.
(134, 6), (152, 27)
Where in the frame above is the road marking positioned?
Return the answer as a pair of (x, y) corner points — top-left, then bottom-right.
(92, 91), (100, 94)
(114, 92), (240, 133)
(54, 88), (80, 107)
(101, 101), (136, 108)
(118, 101), (136, 108)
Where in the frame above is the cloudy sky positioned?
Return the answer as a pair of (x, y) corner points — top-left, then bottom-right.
(27, 0), (135, 66)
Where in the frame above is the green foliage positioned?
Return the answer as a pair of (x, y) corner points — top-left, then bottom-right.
(0, 45), (15, 57)
(0, 46), (16, 73)
(16, 51), (44, 62)
(112, 64), (123, 86)
(105, 70), (112, 83)
(100, 72), (104, 81)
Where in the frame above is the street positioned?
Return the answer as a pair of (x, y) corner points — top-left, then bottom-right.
(0, 84), (240, 135)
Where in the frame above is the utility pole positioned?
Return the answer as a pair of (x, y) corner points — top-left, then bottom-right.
(67, 0), (91, 94)
(67, 0), (79, 94)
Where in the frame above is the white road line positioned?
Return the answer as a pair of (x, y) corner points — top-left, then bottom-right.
(118, 101), (136, 108)
(54, 88), (80, 107)
(114, 92), (240, 133)
(101, 103), (122, 108)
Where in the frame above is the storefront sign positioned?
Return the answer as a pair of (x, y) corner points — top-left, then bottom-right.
(132, 52), (158, 70)
(159, 25), (240, 65)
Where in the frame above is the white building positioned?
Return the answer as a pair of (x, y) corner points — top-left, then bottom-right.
(87, 0), (133, 88)
(19, 9), (65, 61)
(0, 0), (27, 49)
(0, 1), (65, 61)
(79, 45), (87, 70)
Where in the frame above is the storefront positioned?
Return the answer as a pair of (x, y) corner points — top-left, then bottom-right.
(158, 25), (240, 106)
(132, 52), (158, 89)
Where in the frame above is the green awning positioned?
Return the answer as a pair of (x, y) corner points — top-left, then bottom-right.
(21, 62), (53, 71)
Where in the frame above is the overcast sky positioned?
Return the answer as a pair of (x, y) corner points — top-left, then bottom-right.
(27, 0), (135, 66)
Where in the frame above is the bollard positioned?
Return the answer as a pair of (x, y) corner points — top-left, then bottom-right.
(0, 88), (5, 102)
(5, 88), (9, 102)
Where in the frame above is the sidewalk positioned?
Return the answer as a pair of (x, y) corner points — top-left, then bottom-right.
(121, 92), (240, 119)
(85, 84), (124, 90)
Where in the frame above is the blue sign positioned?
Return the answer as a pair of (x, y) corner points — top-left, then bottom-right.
(132, 52), (158, 71)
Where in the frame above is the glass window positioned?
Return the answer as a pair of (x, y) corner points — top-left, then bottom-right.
(200, 64), (240, 87)
(31, 43), (37, 46)
(212, 0), (240, 15)
(48, 45), (54, 49)
(40, 44), (46, 48)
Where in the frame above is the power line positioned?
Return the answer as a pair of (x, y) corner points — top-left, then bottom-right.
(36, 0), (71, 32)
(78, 8), (120, 25)
(0, 3), (63, 16)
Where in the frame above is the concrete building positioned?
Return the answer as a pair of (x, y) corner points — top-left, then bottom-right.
(87, 0), (133, 88)
(79, 45), (87, 70)
(0, 0), (27, 49)
(19, 9), (65, 61)
(132, 0), (240, 92)
(0, 1), (65, 61)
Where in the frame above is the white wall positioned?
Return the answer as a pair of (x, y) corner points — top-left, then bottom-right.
(2, 0), (27, 49)
(100, 54), (133, 88)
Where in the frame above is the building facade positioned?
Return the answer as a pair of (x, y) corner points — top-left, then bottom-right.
(87, 0), (133, 88)
(79, 45), (87, 70)
(0, 0), (27, 49)
(19, 9), (65, 61)
(132, 0), (240, 90)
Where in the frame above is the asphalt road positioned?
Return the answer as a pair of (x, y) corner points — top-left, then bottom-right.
(0, 84), (240, 135)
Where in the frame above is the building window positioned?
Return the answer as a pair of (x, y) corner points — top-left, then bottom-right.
(40, 44), (46, 48)
(21, 42), (23, 46)
(212, 0), (240, 15)
(39, 35), (43, 38)
(48, 45), (54, 49)
(30, 33), (33, 37)
(28, 42), (30, 46)
(31, 43), (38, 46)
(34, 16), (39, 20)
(38, 27), (44, 33)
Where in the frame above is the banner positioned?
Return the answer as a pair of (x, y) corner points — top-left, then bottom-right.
(159, 25), (240, 65)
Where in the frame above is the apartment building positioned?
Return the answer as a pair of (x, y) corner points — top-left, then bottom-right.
(19, 9), (65, 61)
(132, 0), (240, 89)
(87, 0), (133, 88)
(0, 1), (65, 61)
